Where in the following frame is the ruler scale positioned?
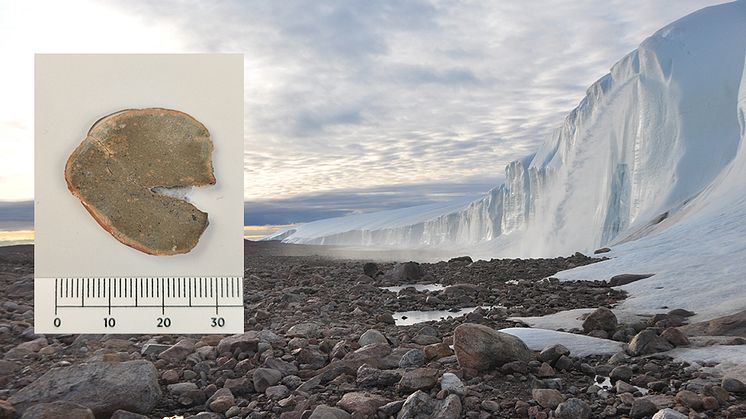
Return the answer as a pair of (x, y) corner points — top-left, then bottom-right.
(35, 277), (244, 333)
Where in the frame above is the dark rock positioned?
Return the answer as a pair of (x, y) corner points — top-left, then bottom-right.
(359, 329), (388, 347)
(594, 247), (611, 254)
(630, 398), (658, 418)
(628, 330), (674, 355)
(660, 328), (689, 346)
(398, 349), (425, 368)
(397, 390), (433, 419)
(432, 394), (461, 419)
(309, 405), (351, 419)
(722, 377), (746, 393)
(398, 368), (438, 392)
(363, 262), (380, 277)
(582, 307), (618, 333)
(387, 262), (424, 281)
(252, 368), (282, 393)
(609, 365), (633, 382)
(448, 256), (473, 264)
(554, 398), (591, 419)
(8, 360), (161, 417)
(538, 344), (570, 365)
(608, 273), (654, 287)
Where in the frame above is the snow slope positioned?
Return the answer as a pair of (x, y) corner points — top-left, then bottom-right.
(270, 1), (746, 262)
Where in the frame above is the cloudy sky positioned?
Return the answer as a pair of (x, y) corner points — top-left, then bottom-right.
(0, 0), (727, 225)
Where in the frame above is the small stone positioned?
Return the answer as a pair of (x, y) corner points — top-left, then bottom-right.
(675, 390), (702, 410)
(554, 398), (591, 419)
(536, 362), (555, 377)
(531, 388), (565, 409)
(652, 408), (688, 419)
(379, 400), (404, 416)
(701, 396), (718, 410)
(440, 373), (466, 396)
(207, 388), (234, 413)
(0, 400), (15, 419)
(481, 400), (500, 413)
(398, 390), (433, 418)
(309, 405), (351, 419)
(609, 365), (633, 382)
(253, 368), (282, 393)
(265, 385), (290, 400)
(555, 355), (573, 371)
(158, 339), (195, 363)
(539, 344), (570, 364)
(359, 329), (388, 347)
(722, 377), (746, 393)
(432, 394), (461, 419)
(616, 380), (637, 394)
(161, 369), (180, 384)
(660, 328), (689, 346)
(399, 368), (439, 392)
(336, 392), (388, 416)
(582, 307), (618, 333)
(630, 398), (658, 418)
(398, 349), (425, 368)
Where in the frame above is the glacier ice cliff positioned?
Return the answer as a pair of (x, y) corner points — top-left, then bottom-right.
(268, 1), (746, 260)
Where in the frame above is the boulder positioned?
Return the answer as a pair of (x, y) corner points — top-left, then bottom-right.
(397, 390), (433, 419)
(453, 323), (532, 370)
(582, 307), (618, 333)
(608, 274), (654, 287)
(8, 360), (161, 417)
(628, 330), (673, 355)
(432, 394), (461, 419)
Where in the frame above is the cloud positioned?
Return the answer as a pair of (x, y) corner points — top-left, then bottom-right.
(244, 177), (502, 225)
(0, 0), (729, 216)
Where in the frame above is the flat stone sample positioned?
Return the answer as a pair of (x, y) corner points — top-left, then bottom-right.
(65, 108), (215, 255)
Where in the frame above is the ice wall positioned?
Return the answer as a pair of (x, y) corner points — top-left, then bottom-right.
(272, 1), (746, 257)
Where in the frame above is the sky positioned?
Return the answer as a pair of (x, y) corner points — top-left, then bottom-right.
(0, 0), (728, 226)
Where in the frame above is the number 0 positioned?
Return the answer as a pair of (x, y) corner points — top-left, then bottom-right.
(53, 318), (61, 327)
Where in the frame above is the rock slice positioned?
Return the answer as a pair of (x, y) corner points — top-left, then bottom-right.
(8, 360), (161, 417)
(65, 108), (215, 255)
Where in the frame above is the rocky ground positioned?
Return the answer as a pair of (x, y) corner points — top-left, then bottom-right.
(0, 242), (744, 418)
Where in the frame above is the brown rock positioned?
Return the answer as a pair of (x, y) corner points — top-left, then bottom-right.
(453, 323), (532, 371)
(20, 401), (94, 419)
(336, 392), (387, 416)
(675, 390), (702, 410)
(0, 400), (15, 419)
(680, 310), (746, 337)
(64, 108), (215, 255)
(660, 328), (689, 346)
(398, 368), (439, 392)
(531, 388), (565, 409)
(582, 307), (618, 333)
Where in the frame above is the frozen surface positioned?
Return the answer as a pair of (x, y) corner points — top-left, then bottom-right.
(667, 345), (746, 382)
(380, 284), (445, 293)
(499, 327), (625, 356)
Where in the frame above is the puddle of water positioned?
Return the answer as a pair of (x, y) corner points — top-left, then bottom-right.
(380, 283), (445, 293)
(394, 306), (493, 326)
